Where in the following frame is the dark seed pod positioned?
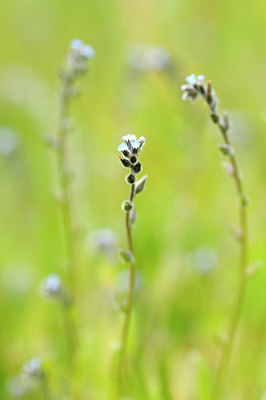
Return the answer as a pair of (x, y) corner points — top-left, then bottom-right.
(131, 162), (142, 174)
(120, 156), (131, 168)
(126, 173), (136, 184)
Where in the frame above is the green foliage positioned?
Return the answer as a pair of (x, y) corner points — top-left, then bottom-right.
(0, 0), (265, 399)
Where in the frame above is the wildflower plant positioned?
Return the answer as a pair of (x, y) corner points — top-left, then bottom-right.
(181, 74), (249, 399)
(41, 39), (94, 390)
(117, 134), (147, 390)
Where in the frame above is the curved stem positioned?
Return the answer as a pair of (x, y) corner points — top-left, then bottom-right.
(212, 123), (248, 400)
(118, 183), (136, 390)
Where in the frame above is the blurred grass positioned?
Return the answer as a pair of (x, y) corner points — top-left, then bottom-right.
(0, 0), (266, 399)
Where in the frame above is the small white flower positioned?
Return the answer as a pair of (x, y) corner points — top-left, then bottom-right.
(185, 74), (197, 85)
(197, 74), (205, 82)
(117, 143), (127, 152)
(122, 134), (137, 143)
(131, 140), (141, 150)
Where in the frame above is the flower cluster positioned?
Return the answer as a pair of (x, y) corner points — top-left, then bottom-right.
(66, 38), (95, 77)
(181, 74), (230, 131)
(181, 74), (219, 111)
(117, 134), (146, 185)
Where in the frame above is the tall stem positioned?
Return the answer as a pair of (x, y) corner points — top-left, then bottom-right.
(118, 183), (136, 388)
(212, 123), (248, 399)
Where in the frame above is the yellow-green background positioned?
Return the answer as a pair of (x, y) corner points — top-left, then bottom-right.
(0, 0), (265, 399)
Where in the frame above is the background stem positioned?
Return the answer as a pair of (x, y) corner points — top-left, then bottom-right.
(212, 120), (248, 400)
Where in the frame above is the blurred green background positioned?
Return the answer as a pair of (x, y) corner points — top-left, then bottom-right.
(0, 0), (266, 399)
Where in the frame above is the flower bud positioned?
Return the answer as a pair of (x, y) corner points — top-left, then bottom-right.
(126, 173), (136, 184)
(218, 144), (234, 155)
(129, 155), (137, 164)
(131, 161), (142, 174)
(122, 200), (134, 212)
(119, 156), (131, 168)
(210, 112), (220, 124)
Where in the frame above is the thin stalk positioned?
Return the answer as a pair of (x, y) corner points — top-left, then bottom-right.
(40, 375), (53, 400)
(57, 77), (76, 293)
(56, 75), (78, 376)
(212, 123), (248, 400)
(118, 183), (136, 386)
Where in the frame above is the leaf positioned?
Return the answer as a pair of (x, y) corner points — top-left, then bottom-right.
(118, 249), (135, 264)
(135, 175), (148, 195)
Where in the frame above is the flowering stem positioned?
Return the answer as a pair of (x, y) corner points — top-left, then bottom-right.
(118, 183), (136, 388)
(181, 77), (249, 399)
(212, 121), (248, 400)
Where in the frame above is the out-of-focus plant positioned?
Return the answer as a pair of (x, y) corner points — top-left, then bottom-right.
(40, 39), (94, 392)
(22, 357), (52, 400)
(181, 74), (249, 399)
(116, 134), (147, 396)
(55, 38), (95, 295)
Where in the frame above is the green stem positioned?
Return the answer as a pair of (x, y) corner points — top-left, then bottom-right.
(40, 375), (53, 400)
(212, 122), (248, 400)
(57, 78), (76, 293)
(118, 183), (136, 391)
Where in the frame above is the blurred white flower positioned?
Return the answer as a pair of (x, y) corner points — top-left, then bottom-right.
(22, 357), (43, 379)
(41, 273), (62, 298)
(0, 127), (19, 156)
(89, 228), (117, 261)
(126, 43), (171, 72)
(192, 246), (218, 274)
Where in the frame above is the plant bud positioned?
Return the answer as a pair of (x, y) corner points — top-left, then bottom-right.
(210, 112), (220, 124)
(218, 144), (234, 155)
(122, 149), (130, 158)
(129, 155), (137, 164)
(119, 156), (131, 168)
(131, 162), (142, 174)
(126, 173), (135, 184)
(122, 200), (134, 212)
